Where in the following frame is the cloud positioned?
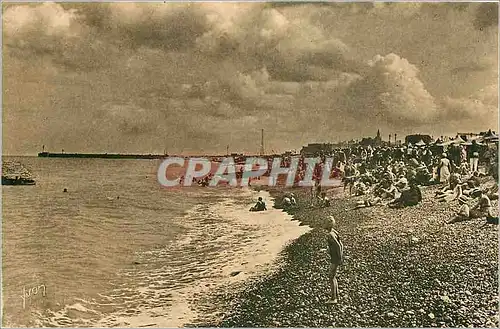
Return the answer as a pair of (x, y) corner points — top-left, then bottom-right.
(3, 3), (215, 71)
(436, 84), (498, 136)
(2, 2), (498, 155)
(474, 3), (498, 30)
(106, 3), (212, 51)
(4, 2), (78, 36)
(195, 5), (361, 81)
(442, 84), (498, 116)
(3, 2), (121, 71)
(102, 103), (161, 135)
(4, 2), (358, 79)
(451, 62), (492, 75)
(442, 97), (493, 121)
(338, 53), (438, 125)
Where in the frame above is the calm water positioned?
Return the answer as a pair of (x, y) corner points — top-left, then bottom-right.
(2, 157), (309, 327)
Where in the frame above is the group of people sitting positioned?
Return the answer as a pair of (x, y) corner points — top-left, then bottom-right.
(251, 141), (498, 223)
(279, 187), (330, 211)
(282, 193), (297, 208)
(352, 172), (423, 209)
(330, 145), (497, 224)
(435, 171), (499, 224)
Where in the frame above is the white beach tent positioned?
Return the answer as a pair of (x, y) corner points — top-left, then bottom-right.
(468, 135), (483, 142)
(433, 137), (443, 145)
(415, 140), (426, 147)
(462, 136), (486, 146)
(483, 131), (499, 143)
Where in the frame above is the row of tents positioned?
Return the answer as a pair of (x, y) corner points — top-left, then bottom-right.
(408, 131), (498, 148)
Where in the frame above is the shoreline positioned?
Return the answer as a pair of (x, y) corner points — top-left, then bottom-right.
(97, 188), (310, 328)
(187, 182), (498, 327)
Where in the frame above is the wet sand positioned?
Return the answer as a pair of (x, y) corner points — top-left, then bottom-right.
(94, 190), (311, 328)
(189, 181), (499, 327)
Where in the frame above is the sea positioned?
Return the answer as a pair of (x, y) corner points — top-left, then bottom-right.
(2, 156), (310, 327)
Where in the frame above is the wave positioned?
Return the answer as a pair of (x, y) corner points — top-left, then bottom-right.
(31, 188), (310, 328)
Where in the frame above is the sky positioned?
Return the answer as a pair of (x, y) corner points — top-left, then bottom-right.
(2, 2), (499, 155)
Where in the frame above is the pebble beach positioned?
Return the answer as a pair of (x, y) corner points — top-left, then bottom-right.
(187, 181), (499, 328)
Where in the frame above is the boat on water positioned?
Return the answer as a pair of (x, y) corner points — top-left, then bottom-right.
(2, 176), (36, 185)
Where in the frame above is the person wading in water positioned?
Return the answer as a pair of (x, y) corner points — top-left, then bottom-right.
(250, 197), (267, 212)
(324, 215), (344, 304)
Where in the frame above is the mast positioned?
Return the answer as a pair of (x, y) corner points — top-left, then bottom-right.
(260, 129), (265, 156)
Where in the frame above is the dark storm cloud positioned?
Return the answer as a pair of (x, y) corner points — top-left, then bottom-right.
(3, 2), (359, 77)
(3, 3), (121, 71)
(112, 6), (210, 51)
(59, 2), (111, 29)
(2, 2), (498, 155)
(65, 3), (212, 51)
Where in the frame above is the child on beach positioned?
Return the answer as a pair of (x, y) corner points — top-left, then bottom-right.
(324, 216), (344, 304)
(317, 192), (331, 208)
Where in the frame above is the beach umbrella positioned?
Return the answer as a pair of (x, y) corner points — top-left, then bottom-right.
(468, 135), (483, 142)
(433, 138), (443, 145)
(463, 141), (485, 146)
(452, 136), (466, 144)
(483, 129), (497, 137)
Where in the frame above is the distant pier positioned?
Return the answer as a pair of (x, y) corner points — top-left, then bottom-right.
(37, 152), (168, 159)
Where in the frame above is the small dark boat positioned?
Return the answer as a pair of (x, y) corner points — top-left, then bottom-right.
(2, 176), (36, 185)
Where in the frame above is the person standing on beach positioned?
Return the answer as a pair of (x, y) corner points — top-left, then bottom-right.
(438, 153), (451, 183)
(468, 140), (480, 173)
(325, 216), (344, 304)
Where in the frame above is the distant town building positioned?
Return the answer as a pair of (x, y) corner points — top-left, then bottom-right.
(375, 129), (382, 145)
(300, 143), (335, 155)
(359, 129), (384, 147)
